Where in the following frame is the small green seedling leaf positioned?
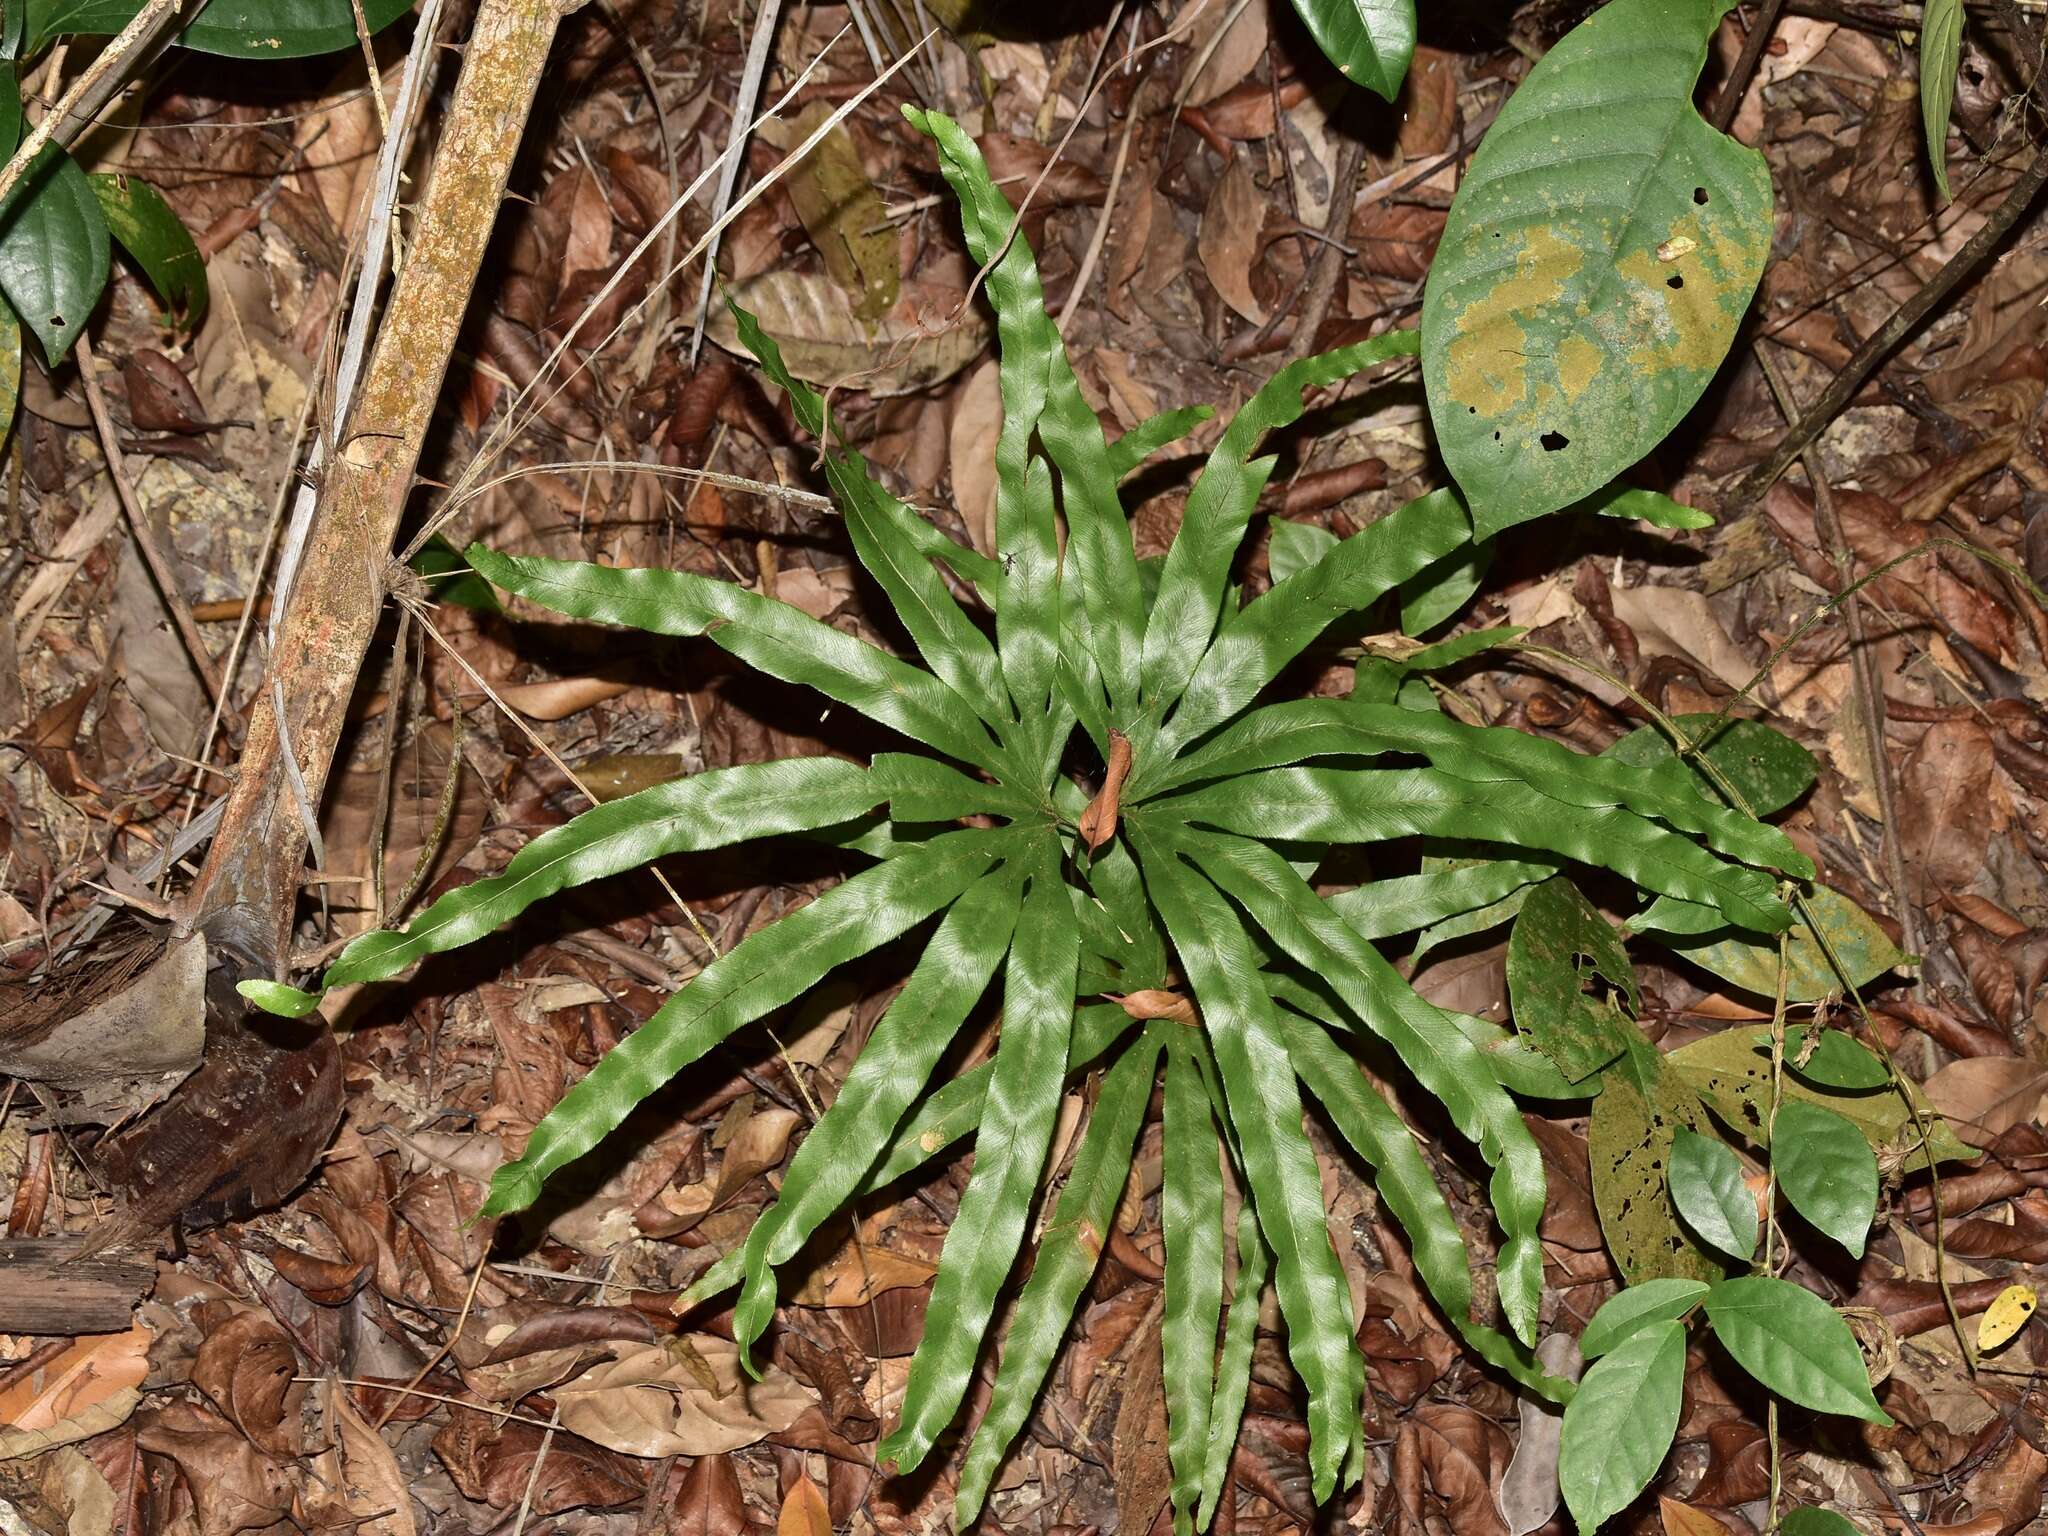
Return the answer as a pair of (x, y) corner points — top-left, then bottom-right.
(1583, 482), (1716, 530)
(1702, 1275), (1892, 1423)
(1772, 1099), (1878, 1258)
(238, 978), (323, 1018)
(1422, 0), (1773, 536)
(1920, 0), (1964, 202)
(1578, 1277), (1709, 1359)
(1558, 1317), (1685, 1536)
(1667, 1127), (1758, 1263)
(88, 173), (207, 330)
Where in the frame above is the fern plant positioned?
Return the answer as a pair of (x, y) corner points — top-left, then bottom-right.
(245, 3), (1814, 1525)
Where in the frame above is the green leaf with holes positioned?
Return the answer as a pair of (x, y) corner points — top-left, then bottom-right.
(88, 173), (206, 330)
(1589, 1042), (1727, 1285)
(1651, 886), (1909, 1004)
(0, 145), (108, 364)
(1507, 877), (1639, 1084)
(1421, 0), (1772, 536)
(26, 0), (418, 57)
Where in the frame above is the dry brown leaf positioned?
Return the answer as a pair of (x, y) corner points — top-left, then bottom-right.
(495, 676), (632, 720)
(1496, 1334), (1585, 1534)
(0, 1326), (151, 1458)
(192, 1308), (304, 1457)
(135, 1400), (296, 1536)
(319, 1379), (417, 1536)
(1901, 720), (2013, 893)
(553, 1335), (812, 1456)
(1923, 1056), (2048, 1143)
(431, 1413), (644, 1514)
(763, 102), (898, 322)
(1394, 1401), (1513, 1536)
(709, 272), (990, 396)
(1199, 154), (1268, 325)
(948, 359), (1002, 557)
(1660, 1494), (1738, 1536)
(1184, 0), (1269, 104)
(1112, 1304), (1173, 1536)
(670, 1451), (748, 1536)
(777, 1472), (833, 1536)
(1608, 584), (1758, 692)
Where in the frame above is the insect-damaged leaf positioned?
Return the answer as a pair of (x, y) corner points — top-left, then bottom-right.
(1421, 0), (1772, 537)
(1589, 1043), (1727, 1285)
(1507, 878), (1639, 1084)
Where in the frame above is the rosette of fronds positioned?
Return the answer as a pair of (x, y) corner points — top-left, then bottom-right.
(247, 109), (1811, 1532)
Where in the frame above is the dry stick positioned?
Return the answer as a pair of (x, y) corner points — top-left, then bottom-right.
(178, 0), (589, 966)
(1708, 0), (1788, 134)
(1289, 132), (1366, 363)
(1733, 137), (2048, 505)
(0, 0), (184, 212)
(73, 335), (228, 714)
(687, 0), (786, 365)
(1755, 346), (1926, 982)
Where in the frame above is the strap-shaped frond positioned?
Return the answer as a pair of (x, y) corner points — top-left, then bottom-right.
(1198, 1195), (1270, 1530)
(468, 545), (1010, 777)
(732, 862), (1025, 1364)
(1139, 331), (1422, 724)
(1149, 488), (1469, 761)
(1167, 766), (1792, 933)
(1156, 698), (1813, 877)
(955, 1025), (1164, 1522)
(1162, 1034), (1225, 1532)
(869, 752), (1035, 822)
(681, 1003), (1140, 1309)
(479, 825), (1017, 1217)
(1106, 405), (1214, 481)
(728, 299), (1013, 734)
(1133, 824), (1364, 1502)
(878, 831), (1081, 1475)
(1325, 857), (1557, 939)
(323, 757), (881, 992)
(1169, 826), (1547, 1344)
(1277, 1004), (1570, 1400)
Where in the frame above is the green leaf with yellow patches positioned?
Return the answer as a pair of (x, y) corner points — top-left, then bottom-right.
(1422, 0), (1772, 536)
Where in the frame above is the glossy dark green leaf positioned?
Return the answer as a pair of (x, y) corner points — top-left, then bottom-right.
(468, 544), (1010, 777)
(734, 864), (1022, 1364)
(1506, 878), (1639, 1085)
(1558, 1318), (1685, 1536)
(87, 173), (205, 329)
(880, 833), (1079, 1477)
(1578, 1277), (1708, 1359)
(1667, 1127), (1758, 1263)
(28, 0), (416, 57)
(1286, 0), (1413, 98)
(957, 1028), (1162, 1522)
(1773, 1099), (1878, 1258)
(1702, 1275), (1892, 1423)
(1166, 766), (1793, 934)
(481, 826), (1016, 1217)
(1604, 713), (1818, 818)
(0, 145), (108, 364)
(1421, 0), (1772, 535)
(1136, 830), (1365, 1500)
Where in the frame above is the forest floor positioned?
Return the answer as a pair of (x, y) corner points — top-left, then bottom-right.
(5, 0), (2048, 1532)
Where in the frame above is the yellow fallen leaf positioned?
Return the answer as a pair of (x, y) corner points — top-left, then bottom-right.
(1979, 1283), (2037, 1352)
